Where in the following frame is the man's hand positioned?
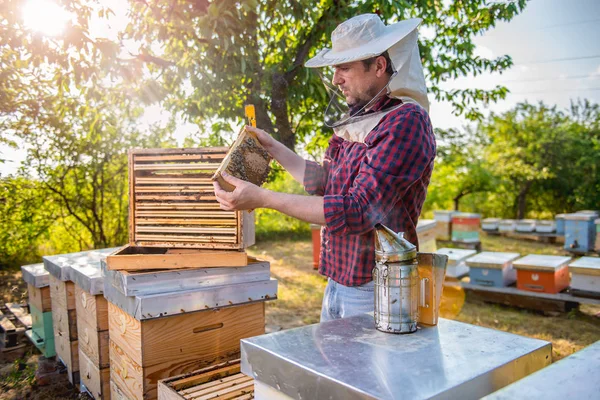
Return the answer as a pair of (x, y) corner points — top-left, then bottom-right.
(246, 126), (275, 153)
(213, 172), (269, 211)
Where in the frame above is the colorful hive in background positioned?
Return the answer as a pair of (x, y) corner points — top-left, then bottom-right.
(481, 218), (501, 231)
(595, 219), (600, 251)
(564, 212), (599, 253)
(516, 219), (536, 233)
(451, 213), (481, 243)
(21, 263), (55, 358)
(466, 252), (520, 287)
(433, 210), (454, 240)
(535, 220), (556, 233)
(436, 248), (477, 279)
(568, 257), (600, 296)
(513, 255), (571, 294)
(416, 219), (437, 252)
(498, 219), (517, 232)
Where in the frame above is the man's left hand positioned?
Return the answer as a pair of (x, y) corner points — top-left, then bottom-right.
(213, 172), (268, 211)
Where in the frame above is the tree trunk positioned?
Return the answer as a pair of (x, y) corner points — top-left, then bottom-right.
(516, 181), (532, 219)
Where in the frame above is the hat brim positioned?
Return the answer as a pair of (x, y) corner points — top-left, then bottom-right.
(305, 18), (422, 68)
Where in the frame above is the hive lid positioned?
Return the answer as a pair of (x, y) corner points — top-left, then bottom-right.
(564, 212), (598, 221)
(568, 257), (600, 276)
(517, 219), (536, 224)
(416, 219), (436, 233)
(482, 218), (501, 223)
(537, 220), (555, 226)
(436, 248), (477, 266)
(21, 263), (49, 288)
(452, 212), (481, 218)
(465, 252), (520, 269)
(513, 255), (572, 271)
(499, 219), (516, 225)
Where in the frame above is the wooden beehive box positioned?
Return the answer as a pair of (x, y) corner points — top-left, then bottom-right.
(49, 274), (80, 385)
(513, 255), (571, 294)
(22, 263), (56, 358)
(158, 359), (253, 400)
(108, 301), (265, 400)
(106, 147), (256, 270)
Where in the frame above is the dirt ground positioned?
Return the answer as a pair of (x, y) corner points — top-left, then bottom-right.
(1, 236), (599, 399)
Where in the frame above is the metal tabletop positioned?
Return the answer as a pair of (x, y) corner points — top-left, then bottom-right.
(484, 340), (600, 400)
(241, 315), (551, 400)
(21, 263), (49, 288)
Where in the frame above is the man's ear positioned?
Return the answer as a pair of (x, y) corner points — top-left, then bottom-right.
(375, 55), (387, 77)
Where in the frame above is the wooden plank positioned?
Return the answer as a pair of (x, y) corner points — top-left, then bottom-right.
(136, 227), (237, 234)
(111, 380), (132, 400)
(77, 316), (110, 368)
(135, 195), (217, 201)
(108, 302), (265, 368)
(55, 333), (79, 375)
(53, 307), (78, 341)
(135, 163), (221, 171)
(194, 380), (253, 400)
(75, 285), (109, 331)
(135, 234), (236, 242)
(136, 219), (236, 226)
(136, 212), (231, 218)
(109, 339), (144, 400)
(106, 249), (247, 271)
(5, 303), (32, 329)
(135, 178), (215, 185)
(80, 348), (110, 400)
(135, 204), (225, 211)
(28, 284), (52, 313)
(130, 147), (228, 155)
(181, 374), (251, 397)
(134, 154), (225, 162)
(49, 275), (77, 310)
(129, 150), (136, 245)
(135, 186), (215, 193)
(172, 365), (241, 391)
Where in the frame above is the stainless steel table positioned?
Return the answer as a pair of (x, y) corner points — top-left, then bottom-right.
(484, 340), (600, 399)
(241, 315), (551, 400)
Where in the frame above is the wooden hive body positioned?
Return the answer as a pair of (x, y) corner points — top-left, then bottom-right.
(128, 147), (255, 250)
(108, 301), (265, 400)
(212, 128), (271, 192)
(49, 275), (80, 385)
(75, 285), (110, 399)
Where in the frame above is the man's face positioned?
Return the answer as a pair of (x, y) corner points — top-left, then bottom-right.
(331, 59), (384, 109)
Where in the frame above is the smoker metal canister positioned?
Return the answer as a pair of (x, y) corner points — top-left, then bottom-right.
(373, 224), (419, 333)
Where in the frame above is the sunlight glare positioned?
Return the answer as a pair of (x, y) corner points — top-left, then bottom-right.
(22, 0), (71, 37)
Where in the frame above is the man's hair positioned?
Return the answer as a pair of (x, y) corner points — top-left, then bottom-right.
(361, 51), (394, 75)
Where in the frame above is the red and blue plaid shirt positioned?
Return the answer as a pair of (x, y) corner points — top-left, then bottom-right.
(304, 97), (436, 286)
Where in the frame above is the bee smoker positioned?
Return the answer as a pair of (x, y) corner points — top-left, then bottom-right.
(373, 224), (448, 333)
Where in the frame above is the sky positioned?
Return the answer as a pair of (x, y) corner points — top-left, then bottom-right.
(1, 0), (599, 176)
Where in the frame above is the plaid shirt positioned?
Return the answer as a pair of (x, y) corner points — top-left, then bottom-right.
(304, 97), (436, 286)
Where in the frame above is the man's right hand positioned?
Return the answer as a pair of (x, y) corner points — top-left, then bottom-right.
(246, 125), (276, 153)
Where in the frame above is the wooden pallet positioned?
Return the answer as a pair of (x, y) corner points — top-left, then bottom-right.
(158, 359), (254, 400)
(445, 281), (600, 313)
(0, 307), (26, 348)
(128, 148), (255, 250)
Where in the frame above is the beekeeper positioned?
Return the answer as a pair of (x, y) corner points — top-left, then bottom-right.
(213, 14), (436, 322)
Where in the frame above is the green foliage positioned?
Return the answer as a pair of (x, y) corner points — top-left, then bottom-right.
(255, 169), (310, 241)
(122, 0), (527, 152)
(424, 100), (600, 219)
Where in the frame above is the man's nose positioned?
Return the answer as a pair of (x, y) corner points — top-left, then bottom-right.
(332, 69), (343, 86)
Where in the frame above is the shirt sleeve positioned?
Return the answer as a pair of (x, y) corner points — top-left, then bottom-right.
(303, 159), (329, 196)
(323, 108), (436, 236)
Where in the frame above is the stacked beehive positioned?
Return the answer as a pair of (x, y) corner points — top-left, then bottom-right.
(70, 251), (117, 399)
(103, 147), (277, 400)
(21, 263), (55, 358)
(43, 249), (115, 387)
(451, 212), (481, 243)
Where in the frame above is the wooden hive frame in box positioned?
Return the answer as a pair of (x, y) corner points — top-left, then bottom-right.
(158, 359), (254, 400)
(128, 147), (254, 249)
